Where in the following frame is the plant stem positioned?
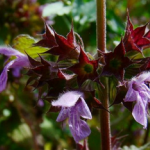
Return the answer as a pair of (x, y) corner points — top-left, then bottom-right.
(96, 0), (106, 54)
(96, 0), (111, 150)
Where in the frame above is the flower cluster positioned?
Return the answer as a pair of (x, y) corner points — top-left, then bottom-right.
(110, 13), (150, 129)
(52, 91), (92, 143)
(1, 12), (150, 145)
(124, 72), (150, 129)
(21, 24), (104, 143)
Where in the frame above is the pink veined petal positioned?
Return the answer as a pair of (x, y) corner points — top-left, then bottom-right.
(0, 48), (29, 92)
(0, 46), (30, 69)
(144, 72), (150, 82)
(124, 81), (139, 102)
(68, 107), (91, 143)
(124, 89), (138, 102)
(52, 91), (83, 107)
(54, 92), (91, 143)
(139, 84), (150, 100)
(69, 119), (91, 143)
(0, 60), (15, 92)
(132, 93), (147, 129)
(0, 47), (25, 57)
(77, 97), (92, 119)
(0, 46), (29, 68)
(137, 83), (149, 92)
(56, 107), (69, 122)
(139, 91), (149, 106)
(11, 55), (30, 68)
(10, 56), (30, 77)
(136, 71), (150, 83)
(146, 86), (150, 102)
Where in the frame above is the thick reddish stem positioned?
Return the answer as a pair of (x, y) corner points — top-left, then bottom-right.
(96, 0), (111, 150)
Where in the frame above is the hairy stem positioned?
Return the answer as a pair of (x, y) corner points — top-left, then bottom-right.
(96, 0), (111, 150)
(96, 0), (106, 54)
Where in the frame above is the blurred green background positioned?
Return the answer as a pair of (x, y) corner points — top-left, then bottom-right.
(0, 0), (150, 149)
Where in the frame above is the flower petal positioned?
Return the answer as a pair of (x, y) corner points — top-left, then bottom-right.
(12, 67), (21, 77)
(0, 47), (29, 68)
(0, 60), (15, 92)
(68, 107), (91, 143)
(0, 47), (25, 57)
(56, 107), (69, 122)
(52, 91), (83, 107)
(132, 93), (147, 128)
(11, 56), (29, 68)
(136, 71), (150, 83)
(0, 47), (29, 92)
(77, 98), (92, 119)
(124, 82), (139, 102)
(139, 85), (150, 101)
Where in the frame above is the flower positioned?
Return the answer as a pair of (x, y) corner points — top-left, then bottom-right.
(52, 91), (92, 143)
(123, 12), (150, 53)
(101, 39), (132, 81)
(69, 46), (99, 86)
(124, 72), (150, 128)
(43, 24), (80, 61)
(0, 47), (30, 92)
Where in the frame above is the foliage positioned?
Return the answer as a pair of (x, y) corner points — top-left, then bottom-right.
(0, 0), (150, 150)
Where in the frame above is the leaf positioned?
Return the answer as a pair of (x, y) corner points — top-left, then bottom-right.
(34, 24), (57, 48)
(123, 12), (150, 53)
(73, 0), (96, 24)
(46, 25), (80, 61)
(122, 143), (150, 150)
(76, 139), (89, 150)
(101, 39), (133, 81)
(69, 46), (99, 86)
(110, 84), (133, 112)
(26, 55), (59, 90)
(8, 123), (32, 143)
(12, 34), (48, 58)
(42, 2), (72, 17)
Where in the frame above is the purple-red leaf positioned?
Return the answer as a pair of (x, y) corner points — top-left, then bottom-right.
(101, 40), (132, 81)
(92, 97), (109, 112)
(83, 91), (108, 111)
(110, 84), (127, 106)
(140, 57), (150, 71)
(76, 139), (89, 150)
(110, 84), (133, 112)
(34, 24), (57, 48)
(123, 13), (150, 52)
(26, 56), (59, 89)
(69, 47), (99, 86)
(26, 53), (42, 67)
(46, 25), (80, 61)
(49, 106), (61, 113)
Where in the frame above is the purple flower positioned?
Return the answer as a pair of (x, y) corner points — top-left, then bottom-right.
(12, 67), (22, 77)
(52, 91), (92, 143)
(0, 47), (30, 92)
(124, 72), (150, 128)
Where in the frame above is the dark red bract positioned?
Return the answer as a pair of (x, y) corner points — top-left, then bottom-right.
(69, 46), (99, 86)
(123, 12), (150, 53)
(101, 40), (132, 81)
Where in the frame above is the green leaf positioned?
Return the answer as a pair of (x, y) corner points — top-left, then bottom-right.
(42, 2), (72, 17)
(12, 34), (48, 58)
(122, 143), (150, 150)
(8, 123), (32, 143)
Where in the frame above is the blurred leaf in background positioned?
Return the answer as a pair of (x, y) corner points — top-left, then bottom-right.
(0, 0), (50, 44)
